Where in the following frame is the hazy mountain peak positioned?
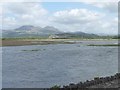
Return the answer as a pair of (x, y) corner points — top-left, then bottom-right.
(43, 26), (61, 33)
(43, 26), (57, 30)
(15, 25), (35, 30)
(44, 25), (54, 27)
(3, 25), (62, 38)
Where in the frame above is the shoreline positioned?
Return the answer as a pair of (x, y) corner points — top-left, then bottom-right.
(1, 39), (119, 46)
(1, 39), (75, 46)
(51, 73), (120, 89)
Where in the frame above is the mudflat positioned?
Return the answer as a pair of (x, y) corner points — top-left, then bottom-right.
(1, 39), (75, 46)
(1, 39), (118, 46)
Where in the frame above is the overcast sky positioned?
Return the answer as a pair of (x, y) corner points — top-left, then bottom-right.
(0, 0), (118, 35)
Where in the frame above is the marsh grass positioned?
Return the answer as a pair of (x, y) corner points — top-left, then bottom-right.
(87, 44), (120, 46)
(22, 49), (46, 52)
(51, 85), (61, 90)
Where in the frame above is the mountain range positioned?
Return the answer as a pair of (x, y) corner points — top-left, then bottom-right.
(3, 25), (62, 38)
(2, 25), (99, 38)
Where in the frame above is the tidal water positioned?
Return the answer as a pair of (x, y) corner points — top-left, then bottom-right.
(2, 40), (118, 88)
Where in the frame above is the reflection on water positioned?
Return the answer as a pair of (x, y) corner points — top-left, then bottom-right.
(2, 40), (118, 88)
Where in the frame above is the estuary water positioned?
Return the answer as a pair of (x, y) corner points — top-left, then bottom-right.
(2, 40), (118, 88)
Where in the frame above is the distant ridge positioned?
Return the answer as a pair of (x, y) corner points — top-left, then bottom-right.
(2, 25), (104, 38)
(2, 25), (62, 38)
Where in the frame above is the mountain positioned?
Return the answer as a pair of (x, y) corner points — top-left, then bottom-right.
(2, 25), (100, 38)
(15, 25), (36, 30)
(54, 31), (99, 39)
(2, 25), (62, 38)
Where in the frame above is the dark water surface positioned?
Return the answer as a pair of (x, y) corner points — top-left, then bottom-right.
(2, 40), (118, 88)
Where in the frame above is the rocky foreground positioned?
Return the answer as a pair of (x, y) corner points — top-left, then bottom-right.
(60, 73), (120, 89)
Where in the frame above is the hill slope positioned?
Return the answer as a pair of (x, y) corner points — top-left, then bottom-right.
(2, 25), (100, 38)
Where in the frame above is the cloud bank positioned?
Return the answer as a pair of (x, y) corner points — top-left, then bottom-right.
(0, 1), (118, 35)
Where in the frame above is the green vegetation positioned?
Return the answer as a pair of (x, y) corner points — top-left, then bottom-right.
(112, 35), (120, 39)
(1, 37), (119, 41)
(1, 36), (119, 46)
(51, 85), (61, 90)
(87, 44), (120, 46)
(22, 49), (39, 52)
(1, 34), (120, 40)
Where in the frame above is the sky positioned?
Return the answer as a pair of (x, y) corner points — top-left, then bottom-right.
(0, 0), (118, 35)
